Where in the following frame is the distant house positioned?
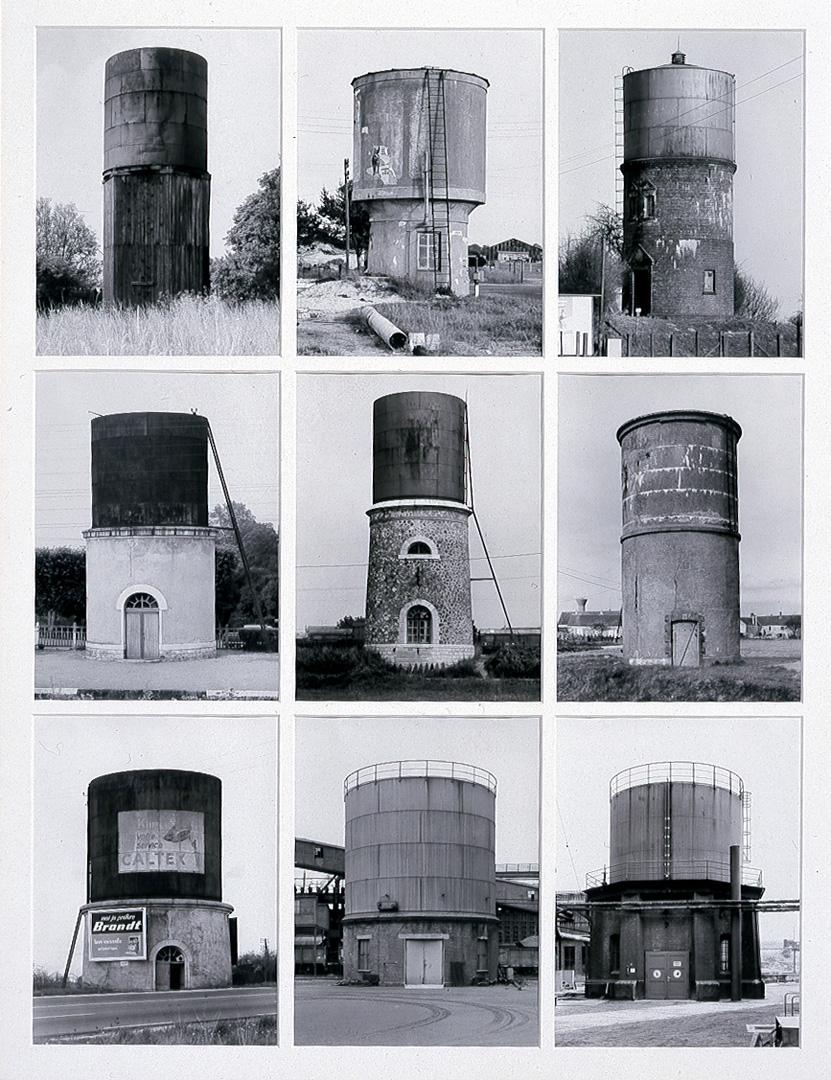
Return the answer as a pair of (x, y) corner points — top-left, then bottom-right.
(556, 892), (591, 992)
(740, 613), (801, 639)
(558, 599), (621, 640)
(485, 238), (543, 263)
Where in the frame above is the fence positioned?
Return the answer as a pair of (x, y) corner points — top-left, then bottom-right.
(36, 623), (85, 649)
(603, 326), (801, 358)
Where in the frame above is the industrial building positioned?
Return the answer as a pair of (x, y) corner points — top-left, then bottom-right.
(364, 392), (474, 667)
(351, 67), (487, 296)
(621, 51), (736, 317)
(618, 409), (742, 666)
(584, 761), (764, 1001)
(84, 412), (218, 660)
(81, 769), (234, 992)
(103, 48), (211, 306)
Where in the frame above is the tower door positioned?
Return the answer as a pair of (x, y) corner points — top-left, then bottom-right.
(671, 620), (700, 667)
(155, 946), (185, 991)
(405, 939), (443, 987)
(645, 951), (689, 1000)
(124, 593), (160, 659)
(631, 267), (651, 315)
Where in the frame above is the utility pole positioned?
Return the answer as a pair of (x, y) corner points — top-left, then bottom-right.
(344, 158), (352, 275)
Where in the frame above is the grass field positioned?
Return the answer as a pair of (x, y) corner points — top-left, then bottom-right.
(297, 676), (540, 701)
(37, 294), (280, 355)
(557, 649), (800, 702)
(35, 1015), (278, 1045)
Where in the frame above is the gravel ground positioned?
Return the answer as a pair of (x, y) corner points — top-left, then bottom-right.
(35, 649), (278, 699)
(297, 277), (406, 318)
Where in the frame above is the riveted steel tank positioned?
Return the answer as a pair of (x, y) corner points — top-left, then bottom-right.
(617, 410), (741, 666)
(608, 762), (743, 885)
(91, 412), (209, 528)
(87, 769), (222, 902)
(372, 392), (466, 504)
(352, 68), (487, 296)
(103, 47), (210, 306)
(341, 761), (499, 985)
(621, 53), (736, 316)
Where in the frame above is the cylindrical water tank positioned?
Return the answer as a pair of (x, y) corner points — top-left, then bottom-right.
(343, 761), (497, 920)
(372, 392), (466, 504)
(104, 48), (208, 173)
(608, 762), (743, 885)
(91, 412), (210, 528)
(623, 59), (735, 165)
(352, 69), (487, 205)
(617, 410), (741, 664)
(87, 769), (222, 902)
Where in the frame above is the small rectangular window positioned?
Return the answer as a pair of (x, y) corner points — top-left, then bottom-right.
(703, 270), (716, 294)
(609, 933), (620, 973)
(720, 935), (730, 973)
(563, 945), (576, 969)
(357, 938), (370, 971)
(643, 193), (655, 218)
(418, 231), (440, 271)
(476, 938), (488, 971)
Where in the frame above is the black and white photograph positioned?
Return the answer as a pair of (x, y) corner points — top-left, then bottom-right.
(555, 715), (801, 1047)
(33, 714), (278, 1044)
(37, 27), (281, 355)
(296, 28), (543, 356)
(35, 370), (279, 699)
(558, 29), (804, 357)
(296, 374), (541, 700)
(294, 715), (539, 1045)
(558, 373), (802, 702)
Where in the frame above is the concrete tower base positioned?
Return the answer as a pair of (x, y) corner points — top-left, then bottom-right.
(82, 898), (233, 992)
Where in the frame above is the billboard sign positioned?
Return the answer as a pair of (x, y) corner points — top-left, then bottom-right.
(118, 809), (205, 873)
(88, 907), (147, 961)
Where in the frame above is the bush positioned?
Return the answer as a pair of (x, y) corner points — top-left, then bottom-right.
(233, 950), (276, 985)
(425, 657), (481, 679)
(295, 643), (397, 689)
(484, 643), (541, 679)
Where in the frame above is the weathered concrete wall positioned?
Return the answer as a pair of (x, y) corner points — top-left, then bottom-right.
(85, 527), (217, 659)
(342, 917), (498, 986)
(364, 503), (473, 664)
(82, 898), (233, 991)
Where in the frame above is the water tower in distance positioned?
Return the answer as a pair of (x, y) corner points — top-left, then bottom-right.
(621, 51), (736, 317)
(342, 760), (499, 987)
(363, 392), (474, 668)
(617, 409), (742, 667)
(84, 412), (218, 660)
(584, 762), (764, 1001)
(103, 48), (210, 306)
(81, 769), (233, 991)
(352, 68), (488, 296)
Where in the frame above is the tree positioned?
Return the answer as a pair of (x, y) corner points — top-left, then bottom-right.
(733, 264), (781, 321)
(210, 502), (278, 623)
(36, 198), (101, 309)
(35, 548), (86, 622)
(297, 199), (320, 247)
(559, 206), (623, 306)
(212, 168), (281, 302)
(315, 184), (370, 261)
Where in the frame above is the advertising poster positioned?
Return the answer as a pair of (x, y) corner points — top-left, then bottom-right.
(118, 810), (205, 874)
(87, 908), (146, 962)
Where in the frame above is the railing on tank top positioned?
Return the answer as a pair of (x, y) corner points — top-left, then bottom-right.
(344, 759), (497, 797)
(610, 761), (744, 799)
(585, 859), (763, 889)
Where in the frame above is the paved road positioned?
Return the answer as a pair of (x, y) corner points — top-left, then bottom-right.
(478, 282), (542, 298)
(35, 649), (278, 698)
(34, 986), (278, 1040)
(295, 981), (538, 1046)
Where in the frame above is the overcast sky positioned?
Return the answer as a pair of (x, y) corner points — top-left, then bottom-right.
(558, 374), (802, 618)
(556, 715), (801, 942)
(34, 715), (277, 976)
(298, 29), (543, 248)
(296, 715), (539, 867)
(36, 371), (280, 548)
(559, 29), (804, 316)
(296, 374), (541, 632)
(37, 27), (281, 260)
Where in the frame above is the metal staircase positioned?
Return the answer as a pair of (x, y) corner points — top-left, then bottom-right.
(424, 69), (453, 290)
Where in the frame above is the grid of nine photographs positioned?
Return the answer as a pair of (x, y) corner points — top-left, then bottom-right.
(1, 4), (828, 1079)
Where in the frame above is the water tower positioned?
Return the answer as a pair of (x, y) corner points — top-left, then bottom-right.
(352, 68), (488, 295)
(103, 48), (210, 306)
(342, 760), (499, 987)
(81, 770), (233, 991)
(617, 410), (741, 666)
(584, 762), (764, 1001)
(621, 51), (735, 317)
(363, 392), (474, 667)
(84, 412), (218, 660)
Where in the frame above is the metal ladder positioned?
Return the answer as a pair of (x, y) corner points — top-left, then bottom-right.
(614, 73), (625, 219)
(424, 69), (452, 291)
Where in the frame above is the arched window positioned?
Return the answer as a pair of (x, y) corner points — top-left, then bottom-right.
(155, 946), (185, 991)
(406, 605), (432, 644)
(125, 592), (159, 609)
(407, 541), (431, 555)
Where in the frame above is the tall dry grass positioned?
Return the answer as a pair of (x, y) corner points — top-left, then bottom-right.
(37, 294), (280, 356)
(373, 294), (542, 355)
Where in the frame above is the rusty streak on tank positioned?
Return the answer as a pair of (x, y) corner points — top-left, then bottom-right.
(617, 410), (741, 666)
